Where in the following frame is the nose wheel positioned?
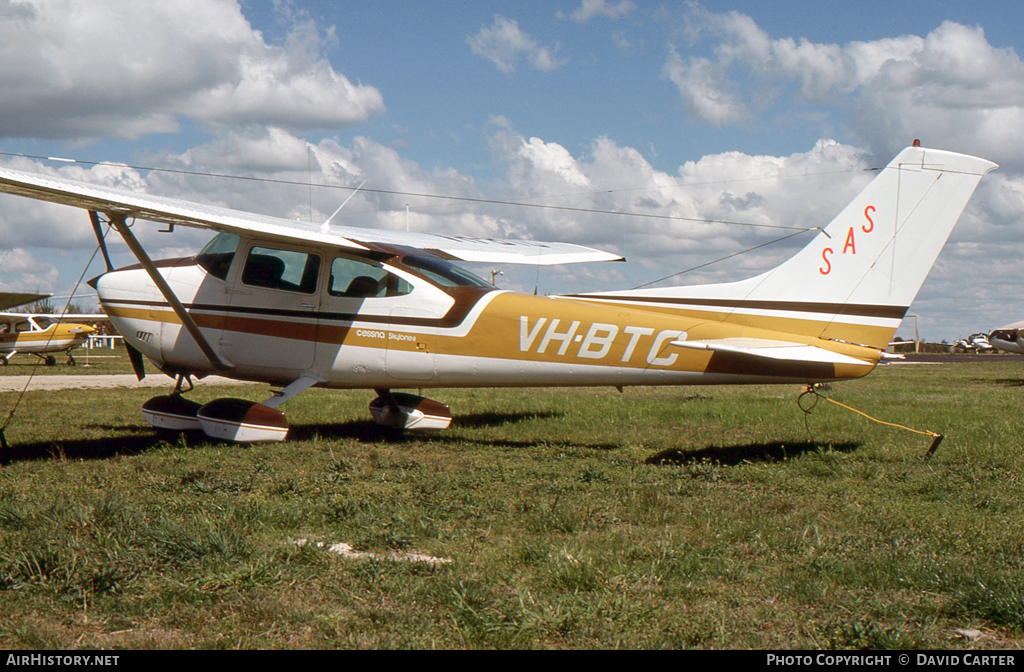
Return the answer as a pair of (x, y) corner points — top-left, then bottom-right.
(140, 374), (305, 443)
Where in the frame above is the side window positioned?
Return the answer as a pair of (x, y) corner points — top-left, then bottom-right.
(329, 257), (411, 298)
(14, 320), (32, 333)
(242, 246), (321, 294)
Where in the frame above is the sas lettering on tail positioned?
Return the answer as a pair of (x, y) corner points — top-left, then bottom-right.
(820, 203), (877, 275)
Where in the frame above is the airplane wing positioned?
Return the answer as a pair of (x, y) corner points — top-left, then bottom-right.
(48, 314), (109, 323)
(0, 292), (49, 312)
(0, 166), (624, 266)
(672, 337), (875, 366)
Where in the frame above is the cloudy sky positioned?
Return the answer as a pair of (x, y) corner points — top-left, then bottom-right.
(1, 0), (1023, 340)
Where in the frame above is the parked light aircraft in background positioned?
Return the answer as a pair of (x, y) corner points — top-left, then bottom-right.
(0, 144), (996, 441)
(954, 332), (995, 353)
(987, 321), (1024, 355)
(0, 292), (102, 366)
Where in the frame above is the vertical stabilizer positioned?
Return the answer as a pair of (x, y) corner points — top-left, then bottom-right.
(578, 146), (997, 348)
(742, 146), (996, 310)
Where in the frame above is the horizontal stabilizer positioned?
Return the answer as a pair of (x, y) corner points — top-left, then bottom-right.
(671, 337), (873, 366)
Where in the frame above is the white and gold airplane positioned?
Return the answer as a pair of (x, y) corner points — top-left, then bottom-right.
(0, 144), (996, 441)
(0, 293), (100, 366)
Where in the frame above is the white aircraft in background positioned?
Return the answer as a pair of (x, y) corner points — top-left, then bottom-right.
(954, 332), (995, 353)
(0, 292), (103, 366)
(987, 322), (1024, 354)
(0, 144), (996, 441)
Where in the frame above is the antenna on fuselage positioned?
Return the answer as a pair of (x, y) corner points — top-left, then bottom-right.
(320, 180), (367, 232)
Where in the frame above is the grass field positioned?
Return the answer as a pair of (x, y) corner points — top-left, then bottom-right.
(0, 356), (1022, 649)
(0, 345), (132, 376)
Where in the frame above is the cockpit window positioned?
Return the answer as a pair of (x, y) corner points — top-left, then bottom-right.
(197, 232), (240, 281)
(402, 255), (491, 288)
(32, 317), (53, 329)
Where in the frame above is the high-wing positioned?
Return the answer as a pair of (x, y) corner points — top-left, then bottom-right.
(0, 166), (623, 266)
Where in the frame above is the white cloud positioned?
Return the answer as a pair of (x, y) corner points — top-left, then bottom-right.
(662, 49), (750, 126)
(561, 0), (636, 22)
(669, 6), (1024, 167)
(515, 137), (592, 189)
(467, 15), (567, 73)
(0, 248), (60, 292)
(0, 0), (384, 141)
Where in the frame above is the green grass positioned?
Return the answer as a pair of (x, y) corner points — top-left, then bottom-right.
(0, 344), (134, 376)
(1, 361), (1023, 648)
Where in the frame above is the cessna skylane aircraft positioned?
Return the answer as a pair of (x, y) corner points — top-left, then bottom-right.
(0, 144), (997, 441)
(0, 292), (100, 366)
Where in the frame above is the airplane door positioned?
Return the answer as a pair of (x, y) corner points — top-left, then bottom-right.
(314, 254), (440, 383)
(385, 308), (437, 382)
(220, 244), (321, 372)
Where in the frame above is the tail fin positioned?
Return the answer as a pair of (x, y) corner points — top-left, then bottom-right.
(583, 145), (997, 348)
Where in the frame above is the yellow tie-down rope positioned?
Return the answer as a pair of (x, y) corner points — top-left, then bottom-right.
(798, 383), (944, 461)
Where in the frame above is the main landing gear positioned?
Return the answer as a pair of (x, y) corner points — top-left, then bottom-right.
(21, 353), (75, 366)
(141, 374), (290, 442)
(140, 376), (452, 442)
(369, 389), (452, 430)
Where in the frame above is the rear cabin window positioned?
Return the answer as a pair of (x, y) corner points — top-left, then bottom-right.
(329, 257), (411, 298)
(196, 232), (240, 281)
(241, 246), (321, 294)
(402, 255), (491, 288)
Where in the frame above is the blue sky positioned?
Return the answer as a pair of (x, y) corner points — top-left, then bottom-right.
(2, 0), (1024, 340)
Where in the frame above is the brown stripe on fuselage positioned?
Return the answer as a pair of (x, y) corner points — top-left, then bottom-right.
(565, 295), (908, 320)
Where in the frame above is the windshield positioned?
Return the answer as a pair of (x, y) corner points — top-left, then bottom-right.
(197, 232), (240, 280)
(402, 255), (491, 288)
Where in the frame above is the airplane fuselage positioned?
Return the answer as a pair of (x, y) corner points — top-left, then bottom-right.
(0, 316), (94, 360)
(95, 234), (881, 390)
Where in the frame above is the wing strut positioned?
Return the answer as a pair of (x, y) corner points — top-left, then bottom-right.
(88, 210), (115, 273)
(108, 215), (233, 372)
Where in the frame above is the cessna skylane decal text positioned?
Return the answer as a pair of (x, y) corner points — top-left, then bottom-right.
(0, 145), (996, 441)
